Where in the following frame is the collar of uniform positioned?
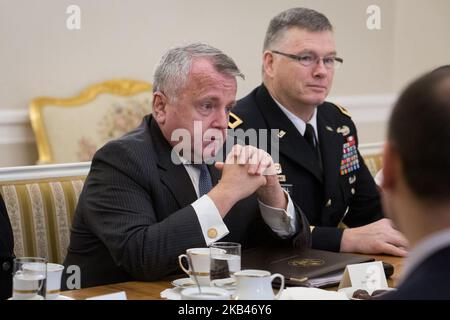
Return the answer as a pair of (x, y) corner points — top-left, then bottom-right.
(270, 95), (319, 142)
(399, 228), (450, 286)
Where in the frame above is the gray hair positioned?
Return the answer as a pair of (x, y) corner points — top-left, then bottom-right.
(153, 42), (244, 100)
(263, 8), (333, 51)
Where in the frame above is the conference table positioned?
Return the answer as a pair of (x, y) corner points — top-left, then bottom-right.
(60, 254), (403, 300)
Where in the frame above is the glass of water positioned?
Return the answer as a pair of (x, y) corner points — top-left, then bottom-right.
(210, 242), (241, 285)
(12, 257), (47, 300)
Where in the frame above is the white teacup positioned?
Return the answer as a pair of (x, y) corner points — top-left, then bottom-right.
(178, 248), (214, 286)
(181, 287), (231, 300)
(46, 263), (65, 300)
(22, 262), (64, 299)
(234, 269), (284, 300)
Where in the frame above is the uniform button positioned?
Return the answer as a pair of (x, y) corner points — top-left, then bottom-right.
(325, 199), (332, 207)
(207, 228), (218, 239)
(351, 188), (355, 195)
(2, 261), (11, 271)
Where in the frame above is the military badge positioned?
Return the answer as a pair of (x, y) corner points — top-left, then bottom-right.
(340, 135), (360, 175)
(274, 163), (282, 174)
(277, 130), (286, 138)
(228, 112), (243, 129)
(337, 125), (350, 136)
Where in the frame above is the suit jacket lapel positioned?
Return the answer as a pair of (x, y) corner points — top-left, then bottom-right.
(255, 85), (323, 183)
(317, 107), (343, 201)
(150, 118), (199, 209)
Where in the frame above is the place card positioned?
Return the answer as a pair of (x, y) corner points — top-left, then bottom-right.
(338, 261), (388, 290)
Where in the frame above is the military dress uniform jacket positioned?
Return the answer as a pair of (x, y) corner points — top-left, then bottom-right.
(230, 84), (383, 252)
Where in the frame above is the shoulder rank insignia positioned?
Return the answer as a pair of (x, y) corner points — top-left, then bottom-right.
(331, 103), (352, 118)
(228, 112), (243, 129)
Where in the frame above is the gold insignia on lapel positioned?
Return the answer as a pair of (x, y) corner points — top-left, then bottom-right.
(274, 163), (282, 174)
(349, 175), (356, 184)
(326, 126), (333, 132)
(337, 125), (350, 136)
(277, 175), (286, 182)
(228, 112), (243, 129)
(277, 130), (286, 138)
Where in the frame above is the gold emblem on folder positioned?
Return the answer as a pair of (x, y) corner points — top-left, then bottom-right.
(288, 259), (325, 267)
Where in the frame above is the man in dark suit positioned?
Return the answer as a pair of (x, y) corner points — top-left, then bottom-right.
(0, 193), (14, 300)
(230, 8), (407, 254)
(63, 43), (310, 288)
(381, 66), (450, 299)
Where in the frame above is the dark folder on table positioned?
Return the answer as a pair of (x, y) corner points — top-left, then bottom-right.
(242, 247), (393, 288)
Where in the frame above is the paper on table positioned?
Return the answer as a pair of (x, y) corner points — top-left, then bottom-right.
(306, 271), (343, 288)
(280, 287), (348, 300)
(85, 291), (127, 300)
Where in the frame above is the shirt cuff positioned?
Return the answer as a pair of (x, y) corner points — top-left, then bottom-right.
(191, 195), (229, 245)
(258, 190), (298, 238)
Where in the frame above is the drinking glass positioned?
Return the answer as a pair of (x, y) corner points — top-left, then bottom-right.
(210, 242), (241, 285)
(12, 257), (47, 300)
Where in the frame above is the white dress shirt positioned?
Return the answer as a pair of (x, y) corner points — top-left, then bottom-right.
(182, 162), (298, 245)
(273, 97), (319, 144)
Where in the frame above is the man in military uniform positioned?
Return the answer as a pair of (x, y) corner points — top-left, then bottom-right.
(230, 7), (408, 255)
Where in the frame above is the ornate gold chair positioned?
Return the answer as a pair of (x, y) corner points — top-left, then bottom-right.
(0, 162), (90, 263)
(362, 153), (383, 178)
(29, 79), (153, 164)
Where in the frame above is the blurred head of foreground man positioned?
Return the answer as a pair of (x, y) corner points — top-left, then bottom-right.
(63, 43), (310, 289)
(231, 7), (408, 255)
(381, 66), (450, 299)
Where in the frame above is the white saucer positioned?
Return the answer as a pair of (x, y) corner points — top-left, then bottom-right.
(8, 295), (44, 300)
(161, 287), (183, 300)
(8, 295), (74, 300)
(210, 278), (236, 290)
(338, 286), (396, 300)
(171, 277), (196, 288)
(49, 295), (75, 300)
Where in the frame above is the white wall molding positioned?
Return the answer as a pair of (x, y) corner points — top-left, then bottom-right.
(0, 109), (35, 145)
(0, 162), (91, 182)
(329, 93), (398, 124)
(0, 94), (396, 146)
(359, 142), (384, 155)
(0, 94), (397, 144)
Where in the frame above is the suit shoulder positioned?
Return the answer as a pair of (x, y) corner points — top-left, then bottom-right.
(322, 101), (352, 119)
